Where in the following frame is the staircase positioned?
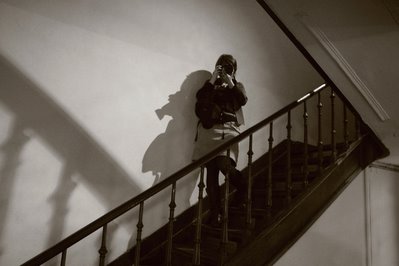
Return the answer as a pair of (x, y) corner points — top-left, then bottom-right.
(109, 133), (386, 266)
(21, 82), (388, 266)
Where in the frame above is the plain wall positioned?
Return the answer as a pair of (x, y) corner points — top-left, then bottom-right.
(275, 166), (399, 266)
(367, 166), (399, 266)
(275, 171), (368, 266)
(0, 1), (323, 265)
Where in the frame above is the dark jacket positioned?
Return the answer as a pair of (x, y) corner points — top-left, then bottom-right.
(196, 80), (248, 115)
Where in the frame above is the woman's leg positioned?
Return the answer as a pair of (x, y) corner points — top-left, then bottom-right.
(214, 156), (246, 206)
(205, 159), (221, 225)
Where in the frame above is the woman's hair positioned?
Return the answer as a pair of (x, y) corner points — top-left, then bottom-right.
(215, 54), (237, 74)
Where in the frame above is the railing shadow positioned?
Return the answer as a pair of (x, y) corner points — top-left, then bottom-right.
(0, 54), (141, 261)
(0, 119), (30, 256)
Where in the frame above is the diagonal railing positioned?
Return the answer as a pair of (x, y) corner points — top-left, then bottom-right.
(22, 81), (365, 266)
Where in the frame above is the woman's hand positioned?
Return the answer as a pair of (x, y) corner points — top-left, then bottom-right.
(210, 65), (235, 88)
(209, 66), (221, 85)
(220, 70), (235, 88)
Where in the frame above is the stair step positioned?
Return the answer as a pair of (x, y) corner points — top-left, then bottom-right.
(271, 171), (318, 181)
(173, 237), (237, 265)
(290, 142), (349, 154)
(200, 223), (248, 243)
(252, 181), (307, 195)
(273, 155), (332, 169)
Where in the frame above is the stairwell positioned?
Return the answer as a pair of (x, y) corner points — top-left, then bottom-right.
(21, 79), (389, 266)
(20, 1), (390, 265)
(110, 131), (387, 266)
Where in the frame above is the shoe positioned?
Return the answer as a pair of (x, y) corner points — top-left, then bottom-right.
(231, 191), (247, 209)
(206, 213), (222, 227)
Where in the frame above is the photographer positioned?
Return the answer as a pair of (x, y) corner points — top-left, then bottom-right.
(192, 54), (248, 227)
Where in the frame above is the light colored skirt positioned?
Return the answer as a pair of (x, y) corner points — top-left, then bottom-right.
(192, 122), (240, 165)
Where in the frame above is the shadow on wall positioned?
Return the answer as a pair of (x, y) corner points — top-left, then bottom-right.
(0, 120), (30, 257)
(0, 55), (141, 253)
(141, 70), (211, 213)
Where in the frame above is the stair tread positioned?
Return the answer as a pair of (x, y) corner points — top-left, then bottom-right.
(174, 238), (237, 264)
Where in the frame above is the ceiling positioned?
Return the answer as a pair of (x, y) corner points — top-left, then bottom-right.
(263, 0), (399, 164)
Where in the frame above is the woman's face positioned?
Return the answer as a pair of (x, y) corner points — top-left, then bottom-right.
(221, 64), (234, 75)
(216, 63), (234, 76)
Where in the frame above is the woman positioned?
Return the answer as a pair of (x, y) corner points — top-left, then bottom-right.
(192, 54), (248, 226)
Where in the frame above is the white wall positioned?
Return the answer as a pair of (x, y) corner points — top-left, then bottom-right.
(0, 1), (322, 265)
(367, 166), (399, 266)
(275, 165), (399, 266)
(275, 171), (368, 266)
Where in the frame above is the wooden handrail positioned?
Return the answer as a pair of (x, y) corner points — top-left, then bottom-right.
(22, 83), (330, 265)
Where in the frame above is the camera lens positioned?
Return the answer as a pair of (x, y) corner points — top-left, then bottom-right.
(223, 64), (234, 75)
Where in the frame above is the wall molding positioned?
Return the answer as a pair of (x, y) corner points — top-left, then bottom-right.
(383, 0), (399, 25)
(371, 161), (399, 172)
(364, 170), (373, 266)
(296, 13), (391, 122)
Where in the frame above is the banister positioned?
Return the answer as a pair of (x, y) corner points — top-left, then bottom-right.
(22, 83), (329, 266)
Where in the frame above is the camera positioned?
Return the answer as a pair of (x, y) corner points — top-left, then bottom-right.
(216, 64), (234, 75)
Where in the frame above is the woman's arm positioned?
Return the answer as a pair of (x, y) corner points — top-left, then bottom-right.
(232, 82), (248, 107)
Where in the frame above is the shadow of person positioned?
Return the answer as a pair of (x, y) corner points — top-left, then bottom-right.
(139, 70), (211, 237)
(142, 70), (211, 185)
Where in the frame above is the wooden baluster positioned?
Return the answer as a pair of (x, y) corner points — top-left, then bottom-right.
(356, 118), (361, 140)
(267, 122), (274, 216)
(246, 134), (254, 229)
(220, 149), (230, 265)
(134, 202), (144, 266)
(166, 182), (177, 266)
(60, 250), (67, 266)
(317, 91), (324, 175)
(343, 105), (349, 151)
(193, 166), (205, 266)
(303, 101), (309, 188)
(330, 88), (337, 161)
(98, 224), (108, 266)
(286, 110), (292, 205)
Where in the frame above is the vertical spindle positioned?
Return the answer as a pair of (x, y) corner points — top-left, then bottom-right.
(61, 250), (67, 266)
(303, 101), (309, 188)
(246, 134), (254, 229)
(193, 167), (205, 266)
(220, 149), (230, 265)
(343, 105), (349, 150)
(166, 182), (177, 266)
(267, 122), (273, 216)
(356, 118), (361, 140)
(286, 110), (292, 204)
(98, 224), (108, 266)
(317, 91), (324, 174)
(134, 202), (144, 266)
(330, 88), (337, 161)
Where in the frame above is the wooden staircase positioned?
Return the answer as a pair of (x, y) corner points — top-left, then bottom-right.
(21, 84), (389, 266)
(110, 133), (387, 266)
